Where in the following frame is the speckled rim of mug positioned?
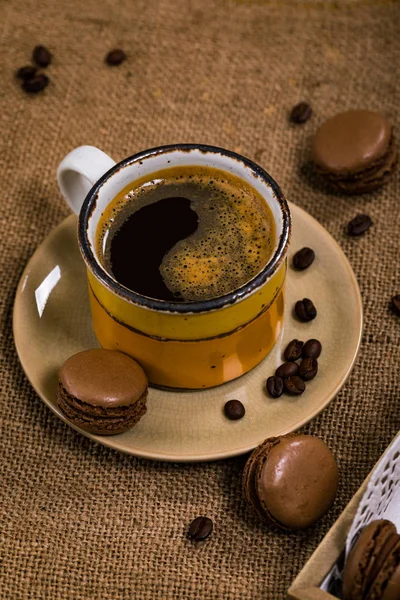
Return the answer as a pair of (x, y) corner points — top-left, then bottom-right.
(78, 143), (291, 314)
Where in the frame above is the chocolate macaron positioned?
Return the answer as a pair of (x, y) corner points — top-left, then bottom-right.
(242, 434), (338, 530)
(343, 519), (400, 600)
(312, 110), (397, 194)
(57, 349), (148, 435)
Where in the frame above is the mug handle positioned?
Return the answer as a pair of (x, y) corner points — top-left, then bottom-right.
(57, 145), (116, 215)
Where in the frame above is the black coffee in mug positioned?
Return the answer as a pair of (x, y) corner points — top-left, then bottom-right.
(97, 165), (276, 302)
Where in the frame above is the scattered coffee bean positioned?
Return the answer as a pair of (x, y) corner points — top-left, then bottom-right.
(347, 214), (373, 236)
(32, 45), (52, 67)
(266, 376), (284, 398)
(295, 298), (317, 322)
(292, 247), (315, 271)
(224, 399), (245, 420)
(290, 102), (312, 124)
(284, 339), (304, 361)
(276, 362), (299, 379)
(105, 49), (127, 66)
(299, 357), (318, 381)
(283, 376), (306, 395)
(302, 339), (322, 359)
(188, 516), (213, 541)
(391, 295), (400, 317)
(22, 74), (49, 93)
(16, 65), (37, 80)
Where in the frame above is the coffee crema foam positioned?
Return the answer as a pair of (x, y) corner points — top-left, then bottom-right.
(97, 165), (276, 302)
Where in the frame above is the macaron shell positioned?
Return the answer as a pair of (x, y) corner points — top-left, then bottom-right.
(319, 135), (398, 194)
(251, 440), (293, 531)
(366, 537), (400, 600)
(382, 562), (400, 600)
(365, 532), (400, 592)
(255, 434), (338, 530)
(312, 110), (392, 175)
(242, 437), (278, 523)
(342, 520), (397, 600)
(59, 348), (148, 407)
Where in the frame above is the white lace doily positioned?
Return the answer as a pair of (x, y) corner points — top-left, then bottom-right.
(346, 434), (400, 555)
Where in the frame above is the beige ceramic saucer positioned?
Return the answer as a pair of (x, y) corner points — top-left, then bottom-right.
(13, 203), (362, 462)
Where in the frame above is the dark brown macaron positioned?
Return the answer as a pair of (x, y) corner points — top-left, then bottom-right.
(367, 536), (400, 600)
(342, 520), (398, 600)
(57, 349), (148, 435)
(379, 561), (400, 600)
(242, 434), (338, 530)
(312, 110), (397, 194)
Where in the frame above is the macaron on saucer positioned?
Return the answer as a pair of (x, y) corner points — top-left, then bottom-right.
(58, 349), (148, 435)
(13, 202), (362, 461)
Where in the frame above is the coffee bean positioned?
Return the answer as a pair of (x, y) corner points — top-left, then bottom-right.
(292, 247), (315, 271)
(22, 74), (49, 93)
(295, 298), (317, 322)
(32, 45), (52, 67)
(290, 102), (312, 124)
(302, 339), (322, 359)
(276, 362), (299, 379)
(16, 65), (37, 80)
(224, 399), (245, 420)
(299, 357), (318, 381)
(188, 516), (213, 541)
(266, 376), (283, 398)
(284, 339), (304, 361)
(391, 295), (400, 317)
(347, 214), (373, 236)
(105, 49), (127, 66)
(283, 376), (306, 395)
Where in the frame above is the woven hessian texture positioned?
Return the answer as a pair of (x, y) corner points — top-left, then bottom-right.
(1, 1), (400, 598)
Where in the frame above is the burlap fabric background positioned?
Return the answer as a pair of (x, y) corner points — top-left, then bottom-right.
(1, 1), (400, 598)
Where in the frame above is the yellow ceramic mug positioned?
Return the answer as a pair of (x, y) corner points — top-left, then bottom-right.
(57, 144), (291, 390)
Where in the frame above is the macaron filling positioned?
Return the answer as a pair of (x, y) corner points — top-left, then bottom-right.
(58, 383), (147, 435)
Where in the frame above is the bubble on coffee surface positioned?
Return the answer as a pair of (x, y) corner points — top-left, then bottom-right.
(98, 167), (275, 302)
(160, 176), (273, 301)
